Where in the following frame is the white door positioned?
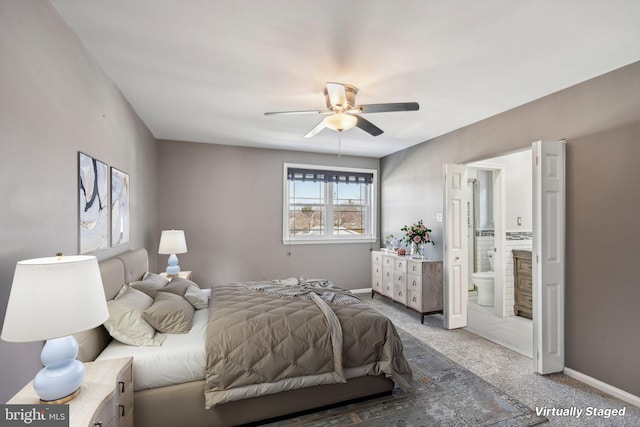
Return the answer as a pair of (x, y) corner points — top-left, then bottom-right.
(532, 140), (566, 374)
(443, 163), (468, 329)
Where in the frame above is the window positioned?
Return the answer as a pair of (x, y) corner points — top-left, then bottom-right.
(283, 163), (377, 244)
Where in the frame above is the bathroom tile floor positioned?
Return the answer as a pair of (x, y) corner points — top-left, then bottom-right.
(466, 296), (533, 358)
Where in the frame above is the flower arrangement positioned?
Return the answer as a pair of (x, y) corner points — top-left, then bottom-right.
(400, 219), (434, 247)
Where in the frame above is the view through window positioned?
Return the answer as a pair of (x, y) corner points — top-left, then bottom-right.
(284, 164), (376, 243)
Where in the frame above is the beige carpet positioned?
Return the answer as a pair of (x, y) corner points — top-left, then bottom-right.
(365, 294), (640, 426)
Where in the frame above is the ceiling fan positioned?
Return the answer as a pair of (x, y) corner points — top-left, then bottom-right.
(264, 82), (419, 138)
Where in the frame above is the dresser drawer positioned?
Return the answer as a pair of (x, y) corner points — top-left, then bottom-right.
(372, 252), (383, 265)
(407, 261), (422, 276)
(372, 263), (382, 280)
(382, 255), (394, 268)
(372, 266), (383, 293)
(393, 284), (407, 304)
(407, 274), (422, 294)
(393, 270), (407, 287)
(382, 280), (393, 297)
(407, 289), (422, 311)
(394, 258), (408, 271)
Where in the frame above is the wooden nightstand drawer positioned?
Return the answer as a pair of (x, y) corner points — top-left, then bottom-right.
(93, 397), (117, 427)
(9, 357), (133, 427)
(117, 362), (133, 427)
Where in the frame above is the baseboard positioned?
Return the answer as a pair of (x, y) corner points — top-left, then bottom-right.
(563, 367), (640, 408)
(351, 288), (372, 294)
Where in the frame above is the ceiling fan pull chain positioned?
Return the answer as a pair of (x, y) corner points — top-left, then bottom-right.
(338, 134), (342, 158)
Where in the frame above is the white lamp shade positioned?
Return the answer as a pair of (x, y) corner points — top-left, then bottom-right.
(324, 113), (357, 132)
(1, 255), (109, 343)
(158, 230), (187, 254)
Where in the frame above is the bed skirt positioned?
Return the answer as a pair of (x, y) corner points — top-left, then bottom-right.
(134, 375), (394, 427)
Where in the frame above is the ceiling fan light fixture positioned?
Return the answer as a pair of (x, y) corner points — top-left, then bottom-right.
(324, 113), (357, 132)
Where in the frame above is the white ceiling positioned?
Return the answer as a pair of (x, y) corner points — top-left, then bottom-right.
(51, 0), (640, 158)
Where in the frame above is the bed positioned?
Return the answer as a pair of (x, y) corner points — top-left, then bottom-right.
(74, 248), (411, 426)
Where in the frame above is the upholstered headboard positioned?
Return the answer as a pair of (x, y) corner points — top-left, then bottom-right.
(75, 248), (149, 362)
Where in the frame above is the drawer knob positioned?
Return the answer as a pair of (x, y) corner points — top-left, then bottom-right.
(119, 404), (125, 417)
(119, 380), (125, 393)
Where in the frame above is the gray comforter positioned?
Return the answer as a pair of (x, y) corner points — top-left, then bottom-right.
(204, 282), (412, 408)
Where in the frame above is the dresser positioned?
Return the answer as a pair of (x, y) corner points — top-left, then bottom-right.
(9, 357), (133, 427)
(512, 250), (533, 319)
(371, 250), (443, 323)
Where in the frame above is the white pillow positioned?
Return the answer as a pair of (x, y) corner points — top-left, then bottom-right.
(104, 287), (165, 346)
(184, 284), (209, 310)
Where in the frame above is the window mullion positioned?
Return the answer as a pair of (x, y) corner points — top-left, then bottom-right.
(326, 181), (334, 237)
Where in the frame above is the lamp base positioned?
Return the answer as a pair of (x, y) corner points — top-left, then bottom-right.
(166, 253), (181, 275)
(40, 388), (81, 404)
(33, 336), (85, 402)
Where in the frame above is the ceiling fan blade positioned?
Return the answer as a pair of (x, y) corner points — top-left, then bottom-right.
(264, 110), (329, 116)
(304, 120), (327, 138)
(357, 102), (419, 114)
(356, 116), (384, 137)
(326, 82), (348, 109)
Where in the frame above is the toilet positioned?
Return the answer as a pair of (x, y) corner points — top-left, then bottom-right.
(472, 249), (496, 306)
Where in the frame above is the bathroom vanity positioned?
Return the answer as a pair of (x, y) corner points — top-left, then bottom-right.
(512, 250), (533, 319)
(371, 250), (443, 323)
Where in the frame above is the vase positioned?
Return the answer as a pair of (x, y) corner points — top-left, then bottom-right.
(410, 242), (424, 259)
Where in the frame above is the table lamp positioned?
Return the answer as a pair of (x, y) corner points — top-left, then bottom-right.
(1, 254), (108, 403)
(158, 229), (187, 277)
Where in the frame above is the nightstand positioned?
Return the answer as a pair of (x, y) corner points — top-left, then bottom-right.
(160, 270), (192, 280)
(8, 357), (133, 427)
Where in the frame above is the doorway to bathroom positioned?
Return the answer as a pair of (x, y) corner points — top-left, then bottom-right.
(465, 150), (533, 358)
(444, 140), (566, 374)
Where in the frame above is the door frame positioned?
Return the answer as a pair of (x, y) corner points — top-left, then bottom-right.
(444, 140), (565, 375)
(466, 162), (506, 317)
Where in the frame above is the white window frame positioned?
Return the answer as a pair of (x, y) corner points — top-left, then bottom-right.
(283, 163), (377, 245)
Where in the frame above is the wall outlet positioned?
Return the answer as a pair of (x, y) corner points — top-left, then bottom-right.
(436, 212), (443, 223)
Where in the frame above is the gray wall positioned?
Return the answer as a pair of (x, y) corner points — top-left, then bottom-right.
(157, 140), (379, 289)
(0, 1), (159, 402)
(381, 61), (640, 396)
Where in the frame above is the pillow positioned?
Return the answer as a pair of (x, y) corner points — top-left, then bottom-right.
(157, 279), (190, 297)
(184, 285), (209, 310)
(129, 272), (170, 298)
(104, 287), (165, 346)
(143, 292), (195, 334)
(170, 278), (209, 310)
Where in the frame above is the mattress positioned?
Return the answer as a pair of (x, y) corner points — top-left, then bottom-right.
(96, 304), (209, 391)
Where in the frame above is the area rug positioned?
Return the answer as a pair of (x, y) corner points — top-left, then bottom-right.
(263, 328), (547, 426)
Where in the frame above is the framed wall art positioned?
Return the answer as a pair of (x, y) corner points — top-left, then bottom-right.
(111, 167), (130, 246)
(78, 152), (109, 253)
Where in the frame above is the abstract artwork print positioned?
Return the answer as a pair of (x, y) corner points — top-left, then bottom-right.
(111, 167), (130, 246)
(79, 152), (109, 253)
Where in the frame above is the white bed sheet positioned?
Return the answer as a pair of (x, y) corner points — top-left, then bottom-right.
(97, 305), (209, 391)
